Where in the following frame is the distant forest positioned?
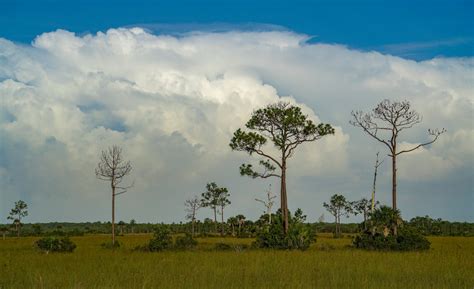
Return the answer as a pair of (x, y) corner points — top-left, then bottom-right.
(2, 215), (473, 238)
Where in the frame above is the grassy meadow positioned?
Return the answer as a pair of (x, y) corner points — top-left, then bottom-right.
(0, 234), (473, 289)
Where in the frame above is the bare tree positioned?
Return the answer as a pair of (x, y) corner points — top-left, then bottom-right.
(255, 184), (277, 224)
(95, 145), (133, 246)
(371, 152), (384, 213)
(185, 195), (202, 237)
(350, 99), (445, 211)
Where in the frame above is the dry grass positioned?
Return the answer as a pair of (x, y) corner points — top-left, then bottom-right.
(0, 234), (472, 289)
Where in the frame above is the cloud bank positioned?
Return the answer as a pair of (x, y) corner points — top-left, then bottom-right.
(0, 28), (472, 222)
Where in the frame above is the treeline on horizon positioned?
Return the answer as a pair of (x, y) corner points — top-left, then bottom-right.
(2, 215), (473, 238)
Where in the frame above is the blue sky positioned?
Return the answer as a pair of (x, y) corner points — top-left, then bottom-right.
(1, 0), (473, 60)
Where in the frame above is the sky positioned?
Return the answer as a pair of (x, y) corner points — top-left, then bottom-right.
(0, 0), (473, 223)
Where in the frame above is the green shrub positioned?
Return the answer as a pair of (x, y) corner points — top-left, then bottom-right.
(353, 207), (430, 251)
(395, 226), (431, 251)
(147, 226), (173, 252)
(174, 233), (197, 250)
(35, 237), (76, 253)
(214, 242), (232, 250)
(253, 209), (315, 250)
(353, 229), (430, 251)
(214, 242), (249, 251)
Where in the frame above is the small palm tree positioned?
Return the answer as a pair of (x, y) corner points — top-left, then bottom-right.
(227, 217), (238, 236)
(369, 206), (402, 236)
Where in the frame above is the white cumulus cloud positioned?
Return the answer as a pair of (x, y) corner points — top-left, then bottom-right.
(0, 28), (472, 222)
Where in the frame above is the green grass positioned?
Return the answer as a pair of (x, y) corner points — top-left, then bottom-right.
(0, 234), (473, 289)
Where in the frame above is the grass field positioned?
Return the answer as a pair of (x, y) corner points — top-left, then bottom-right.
(0, 234), (473, 289)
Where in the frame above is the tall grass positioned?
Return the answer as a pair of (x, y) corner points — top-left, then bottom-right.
(0, 234), (472, 289)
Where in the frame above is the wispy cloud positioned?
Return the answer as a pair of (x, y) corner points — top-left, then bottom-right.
(122, 22), (290, 36)
(381, 37), (472, 58)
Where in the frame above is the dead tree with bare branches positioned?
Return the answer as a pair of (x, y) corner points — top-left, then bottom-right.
(350, 99), (445, 212)
(185, 196), (202, 236)
(95, 145), (133, 246)
(371, 152), (384, 213)
(255, 184), (277, 224)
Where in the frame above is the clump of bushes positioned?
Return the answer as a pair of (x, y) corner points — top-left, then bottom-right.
(147, 226), (173, 251)
(353, 206), (430, 251)
(35, 236), (76, 253)
(174, 233), (198, 250)
(253, 209), (315, 250)
(137, 226), (198, 252)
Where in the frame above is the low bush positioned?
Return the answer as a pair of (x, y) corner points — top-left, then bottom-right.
(148, 226), (173, 252)
(353, 206), (430, 251)
(214, 242), (232, 250)
(253, 209), (315, 250)
(353, 229), (430, 251)
(174, 233), (198, 250)
(35, 237), (76, 253)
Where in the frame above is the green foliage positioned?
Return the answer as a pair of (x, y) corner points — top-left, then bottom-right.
(229, 102), (334, 179)
(201, 182), (230, 216)
(35, 237), (76, 253)
(395, 226), (431, 251)
(408, 215), (474, 236)
(8, 200), (28, 220)
(214, 242), (232, 250)
(253, 209), (315, 250)
(353, 226), (431, 251)
(353, 206), (430, 251)
(175, 233), (198, 250)
(147, 226), (173, 252)
(323, 194), (353, 237)
(138, 228), (199, 252)
(214, 242), (249, 251)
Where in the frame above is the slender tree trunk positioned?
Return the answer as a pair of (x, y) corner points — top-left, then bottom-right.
(192, 217), (195, 237)
(281, 159), (289, 234)
(112, 185), (116, 245)
(392, 153), (397, 210)
(221, 206), (225, 236)
(371, 152), (380, 213)
(363, 212), (367, 230)
(213, 207), (217, 233)
(16, 222), (19, 237)
(391, 140), (397, 210)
